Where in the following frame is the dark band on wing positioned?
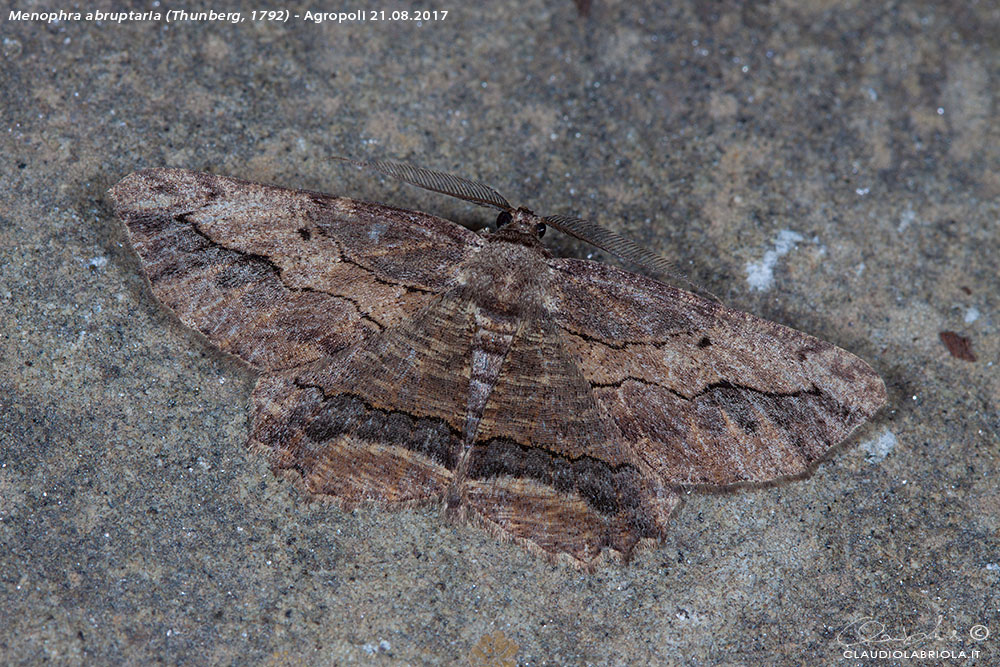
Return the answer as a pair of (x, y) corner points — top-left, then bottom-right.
(465, 436), (660, 536)
(288, 383), (461, 470)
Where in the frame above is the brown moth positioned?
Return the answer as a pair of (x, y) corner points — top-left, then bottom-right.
(111, 161), (887, 570)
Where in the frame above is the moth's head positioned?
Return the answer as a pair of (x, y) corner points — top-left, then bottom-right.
(493, 206), (547, 241)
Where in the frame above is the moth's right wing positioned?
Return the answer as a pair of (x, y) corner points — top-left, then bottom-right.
(112, 168), (483, 371)
(545, 257), (887, 487)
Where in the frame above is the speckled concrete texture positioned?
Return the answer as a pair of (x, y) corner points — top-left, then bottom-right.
(1, 2), (997, 665)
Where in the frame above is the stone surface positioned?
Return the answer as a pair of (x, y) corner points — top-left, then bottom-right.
(1, 2), (997, 664)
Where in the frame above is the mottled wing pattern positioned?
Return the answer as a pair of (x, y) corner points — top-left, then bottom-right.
(460, 316), (681, 566)
(112, 168), (482, 371)
(250, 290), (475, 505)
(114, 169), (484, 506)
(546, 258), (887, 487)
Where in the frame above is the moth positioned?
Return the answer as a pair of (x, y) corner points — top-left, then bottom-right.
(112, 160), (887, 570)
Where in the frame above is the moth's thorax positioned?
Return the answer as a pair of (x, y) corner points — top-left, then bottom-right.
(458, 228), (551, 321)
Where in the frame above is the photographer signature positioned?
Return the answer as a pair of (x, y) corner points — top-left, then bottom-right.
(837, 616), (989, 647)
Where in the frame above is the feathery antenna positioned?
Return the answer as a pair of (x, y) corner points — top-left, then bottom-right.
(337, 157), (715, 298)
(337, 157), (512, 211)
(544, 214), (716, 299)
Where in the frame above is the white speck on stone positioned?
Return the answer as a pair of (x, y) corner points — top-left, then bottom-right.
(987, 563), (999, 571)
(89, 256), (108, 268)
(362, 639), (391, 655)
(745, 229), (804, 292)
(964, 307), (980, 324)
(861, 429), (897, 463)
(897, 206), (915, 232)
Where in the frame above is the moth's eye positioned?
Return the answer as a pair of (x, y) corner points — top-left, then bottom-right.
(496, 211), (512, 229)
(535, 222), (546, 238)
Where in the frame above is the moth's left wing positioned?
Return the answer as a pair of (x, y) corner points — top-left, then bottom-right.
(545, 258), (887, 487)
(112, 169), (483, 371)
(249, 289), (478, 507)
